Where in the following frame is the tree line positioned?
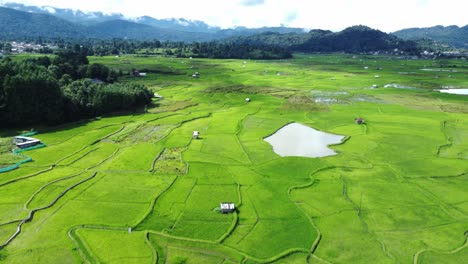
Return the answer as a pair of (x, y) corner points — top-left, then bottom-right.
(0, 47), (152, 127)
(2, 38), (292, 59)
(86, 39), (292, 59)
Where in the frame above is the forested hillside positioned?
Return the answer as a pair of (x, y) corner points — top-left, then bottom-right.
(393, 25), (468, 49)
(226, 26), (419, 53)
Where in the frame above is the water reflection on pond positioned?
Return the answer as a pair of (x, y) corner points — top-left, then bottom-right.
(264, 123), (345, 158)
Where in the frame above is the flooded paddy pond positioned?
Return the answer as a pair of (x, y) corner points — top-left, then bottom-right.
(264, 123), (346, 158)
(439, 89), (468, 95)
(312, 91), (349, 104)
(311, 91), (385, 104)
(384, 84), (420, 90)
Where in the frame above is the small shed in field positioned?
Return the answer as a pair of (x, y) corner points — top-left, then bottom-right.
(245, 98), (251, 102)
(131, 70), (147, 77)
(220, 202), (235, 213)
(13, 136), (41, 149)
(192, 131), (200, 139)
(355, 118), (365, 124)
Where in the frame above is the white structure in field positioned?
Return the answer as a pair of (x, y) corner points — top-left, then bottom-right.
(220, 202), (235, 213)
(13, 136), (41, 149)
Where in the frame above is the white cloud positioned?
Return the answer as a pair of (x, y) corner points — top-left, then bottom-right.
(240, 0), (265, 6)
(4, 0), (467, 31)
(42, 6), (55, 13)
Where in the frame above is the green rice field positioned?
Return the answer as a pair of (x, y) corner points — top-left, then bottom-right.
(0, 53), (467, 263)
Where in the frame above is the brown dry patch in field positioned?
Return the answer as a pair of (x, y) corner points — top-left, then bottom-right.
(153, 147), (186, 175)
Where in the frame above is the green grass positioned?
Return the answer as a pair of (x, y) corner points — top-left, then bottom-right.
(74, 228), (154, 263)
(0, 53), (467, 263)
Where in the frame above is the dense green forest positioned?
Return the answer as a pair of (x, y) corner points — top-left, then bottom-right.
(78, 39), (292, 59)
(1, 38), (292, 60)
(0, 48), (152, 127)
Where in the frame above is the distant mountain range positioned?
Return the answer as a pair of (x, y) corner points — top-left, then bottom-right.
(0, 2), (304, 41)
(0, 2), (466, 51)
(0, 6), (88, 39)
(2, 2), (126, 25)
(393, 25), (468, 49)
(2, 2), (213, 31)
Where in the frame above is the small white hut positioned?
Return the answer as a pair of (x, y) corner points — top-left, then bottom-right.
(220, 202), (235, 213)
(192, 131), (200, 139)
(245, 98), (251, 102)
(13, 136), (41, 149)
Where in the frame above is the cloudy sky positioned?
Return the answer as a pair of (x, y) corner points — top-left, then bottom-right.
(2, 0), (467, 32)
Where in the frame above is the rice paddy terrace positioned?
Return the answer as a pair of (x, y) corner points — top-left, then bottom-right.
(0, 54), (467, 263)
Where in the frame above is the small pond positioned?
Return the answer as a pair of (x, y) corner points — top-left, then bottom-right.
(420, 69), (458, 72)
(264, 123), (346, 158)
(439, 89), (468, 95)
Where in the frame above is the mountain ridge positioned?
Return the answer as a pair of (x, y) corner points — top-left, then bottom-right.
(0, 4), (465, 53)
(0, 3), (306, 41)
(0, 6), (88, 39)
(393, 25), (468, 48)
(0, 5), (306, 42)
(2, 2), (126, 25)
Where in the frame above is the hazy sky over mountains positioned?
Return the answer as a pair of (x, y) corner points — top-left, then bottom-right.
(2, 0), (466, 32)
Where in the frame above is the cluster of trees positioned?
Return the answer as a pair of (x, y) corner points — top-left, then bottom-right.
(179, 41), (292, 59)
(0, 48), (152, 127)
(63, 80), (152, 120)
